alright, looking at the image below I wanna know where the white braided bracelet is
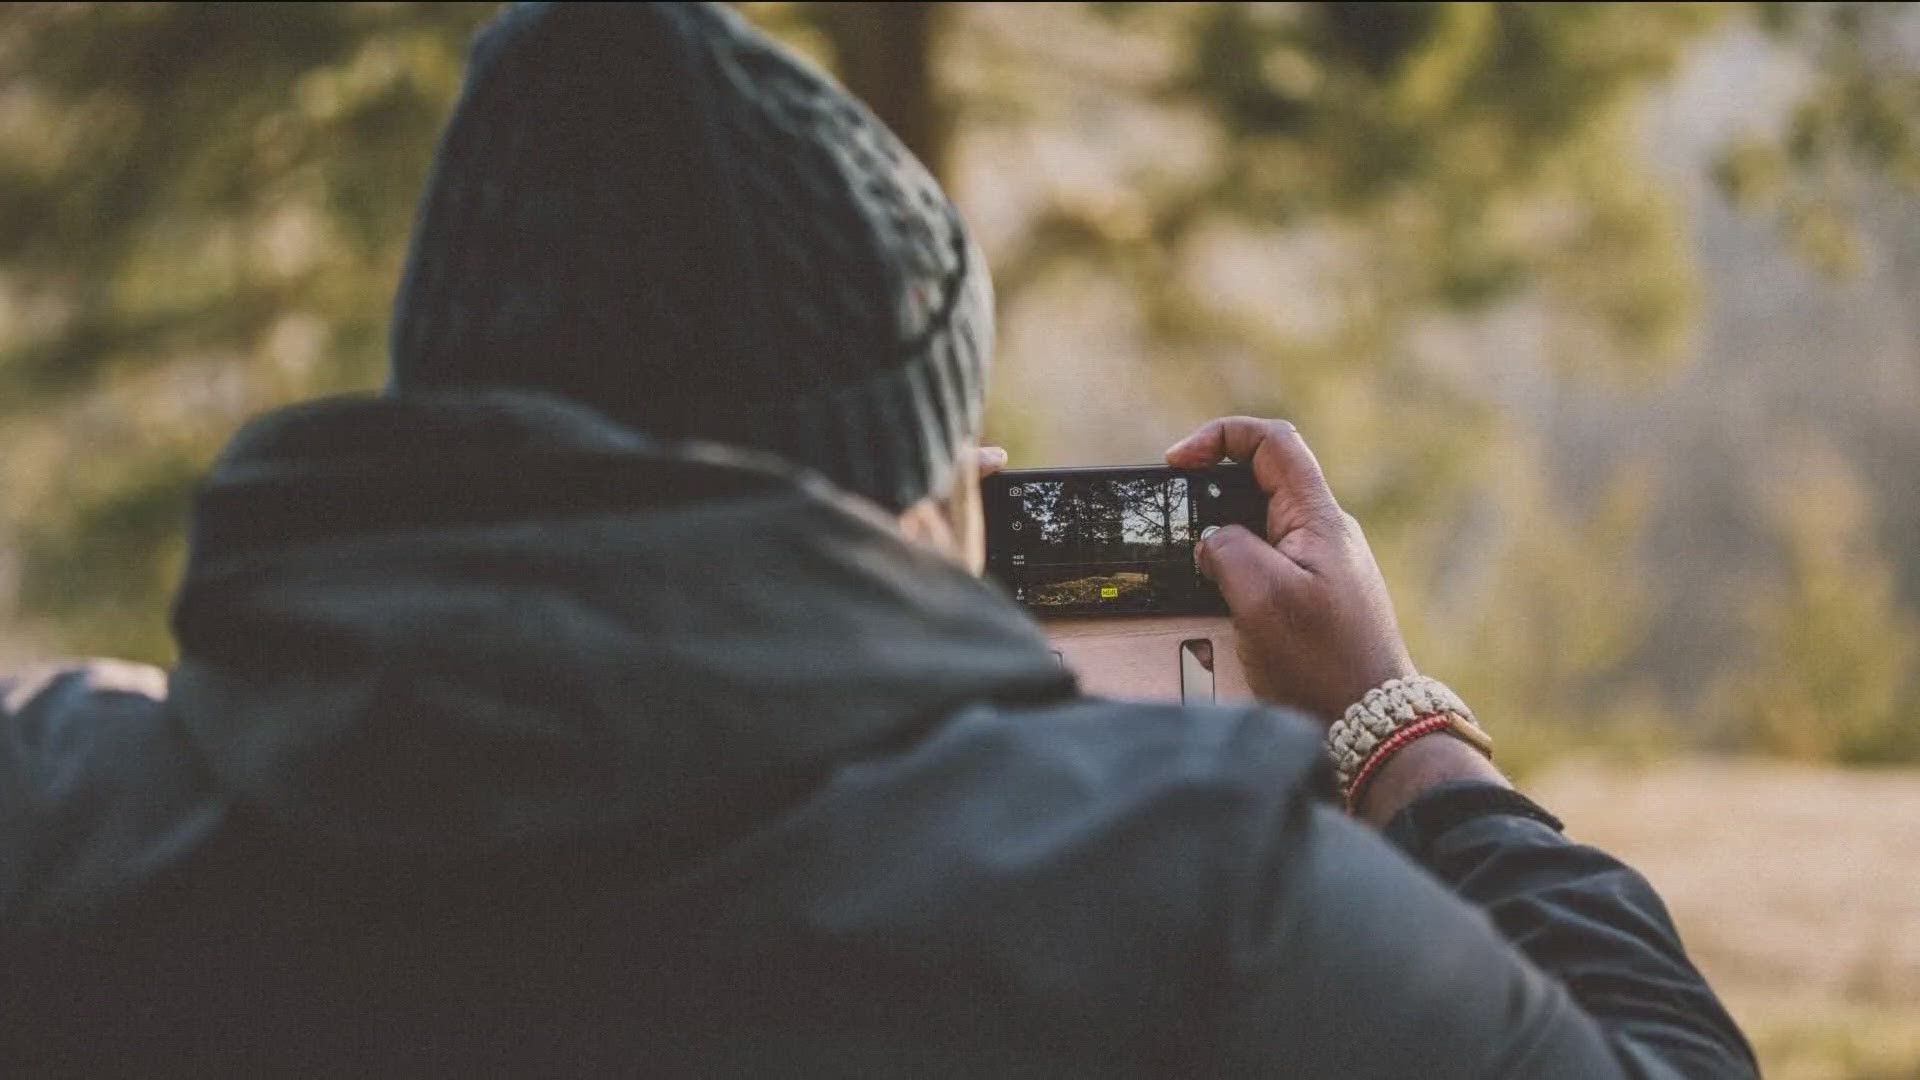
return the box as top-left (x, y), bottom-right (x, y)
top-left (1326, 676), bottom-right (1487, 794)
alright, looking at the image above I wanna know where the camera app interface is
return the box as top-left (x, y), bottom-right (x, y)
top-left (996, 476), bottom-right (1206, 614)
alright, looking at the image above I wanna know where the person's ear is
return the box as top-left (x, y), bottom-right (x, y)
top-left (896, 442), bottom-right (994, 574)
top-left (949, 443), bottom-right (988, 575)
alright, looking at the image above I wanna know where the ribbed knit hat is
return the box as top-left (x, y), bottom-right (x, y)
top-left (389, 2), bottom-right (991, 511)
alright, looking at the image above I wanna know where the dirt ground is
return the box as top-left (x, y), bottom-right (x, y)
top-left (1533, 756), bottom-right (1920, 1080)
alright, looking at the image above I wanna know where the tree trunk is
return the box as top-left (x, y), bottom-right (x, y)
top-left (807, 2), bottom-right (952, 185)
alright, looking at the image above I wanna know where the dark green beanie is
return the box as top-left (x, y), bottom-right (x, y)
top-left (389, 1), bottom-right (991, 510)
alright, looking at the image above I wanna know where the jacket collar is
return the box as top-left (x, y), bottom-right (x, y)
top-left (168, 391), bottom-right (1073, 857)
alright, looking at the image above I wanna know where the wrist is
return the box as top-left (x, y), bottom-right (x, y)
top-left (1326, 653), bottom-right (1418, 726)
top-left (1353, 734), bottom-right (1508, 829)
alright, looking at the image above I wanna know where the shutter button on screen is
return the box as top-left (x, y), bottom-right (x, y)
top-left (1196, 525), bottom-right (1221, 569)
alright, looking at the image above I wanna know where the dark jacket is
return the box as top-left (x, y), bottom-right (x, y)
top-left (1, 392), bottom-right (1755, 1076)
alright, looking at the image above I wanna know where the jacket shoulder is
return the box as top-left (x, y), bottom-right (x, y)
top-left (724, 697), bottom-right (1337, 997)
top-left (1, 660), bottom-right (221, 925)
top-left (941, 695), bottom-right (1337, 816)
top-left (863, 696), bottom-right (1337, 861)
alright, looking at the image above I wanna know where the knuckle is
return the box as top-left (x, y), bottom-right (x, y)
top-left (1301, 504), bottom-right (1352, 542)
top-left (1277, 529), bottom-right (1317, 564)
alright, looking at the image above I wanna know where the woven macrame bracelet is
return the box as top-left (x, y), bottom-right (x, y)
top-left (1327, 675), bottom-right (1489, 794)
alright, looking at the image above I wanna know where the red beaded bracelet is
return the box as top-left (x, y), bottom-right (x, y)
top-left (1343, 713), bottom-right (1455, 815)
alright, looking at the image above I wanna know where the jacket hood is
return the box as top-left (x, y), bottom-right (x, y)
top-left (168, 391), bottom-right (1074, 860)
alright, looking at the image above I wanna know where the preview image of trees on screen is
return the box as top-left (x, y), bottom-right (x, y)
top-left (1018, 478), bottom-right (1191, 608)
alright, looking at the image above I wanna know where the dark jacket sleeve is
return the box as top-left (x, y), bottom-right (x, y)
top-left (1216, 779), bottom-right (1757, 1079)
top-left (1383, 782), bottom-right (1758, 1077)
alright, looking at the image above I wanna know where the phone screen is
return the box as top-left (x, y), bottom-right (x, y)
top-left (985, 465), bottom-right (1261, 617)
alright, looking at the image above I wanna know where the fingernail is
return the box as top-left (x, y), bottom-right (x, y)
top-left (980, 446), bottom-right (1008, 467)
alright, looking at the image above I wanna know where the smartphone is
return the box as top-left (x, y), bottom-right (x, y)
top-left (983, 463), bottom-right (1266, 617)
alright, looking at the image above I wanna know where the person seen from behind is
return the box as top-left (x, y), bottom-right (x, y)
top-left (0, 4), bottom-right (1758, 1076)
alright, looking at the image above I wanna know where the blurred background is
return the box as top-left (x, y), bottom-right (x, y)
top-left (1, 3), bottom-right (1917, 1075)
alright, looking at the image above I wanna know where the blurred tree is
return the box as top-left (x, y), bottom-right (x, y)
top-left (2, 0), bottom-right (1917, 752)
top-left (1711, 442), bottom-right (1920, 765)
top-left (1717, 1), bottom-right (1920, 273)
top-left (1403, 451), bottom-right (1656, 777)
top-left (0, 2), bottom-right (497, 660)
top-left (804, 3), bottom-right (953, 182)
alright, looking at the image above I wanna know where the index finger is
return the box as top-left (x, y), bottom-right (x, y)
top-left (1164, 416), bottom-right (1340, 528)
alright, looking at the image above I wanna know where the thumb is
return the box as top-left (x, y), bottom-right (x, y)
top-left (1197, 523), bottom-right (1308, 613)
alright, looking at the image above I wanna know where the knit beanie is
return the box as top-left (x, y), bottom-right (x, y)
top-left (389, 2), bottom-right (991, 511)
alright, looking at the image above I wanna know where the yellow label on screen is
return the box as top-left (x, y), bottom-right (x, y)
top-left (1100, 585), bottom-right (1120, 599)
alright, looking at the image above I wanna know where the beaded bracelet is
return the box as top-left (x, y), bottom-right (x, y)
top-left (1343, 713), bottom-right (1455, 815)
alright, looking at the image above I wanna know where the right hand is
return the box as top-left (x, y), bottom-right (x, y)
top-left (1166, 417), bottom-right (1416, 726)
